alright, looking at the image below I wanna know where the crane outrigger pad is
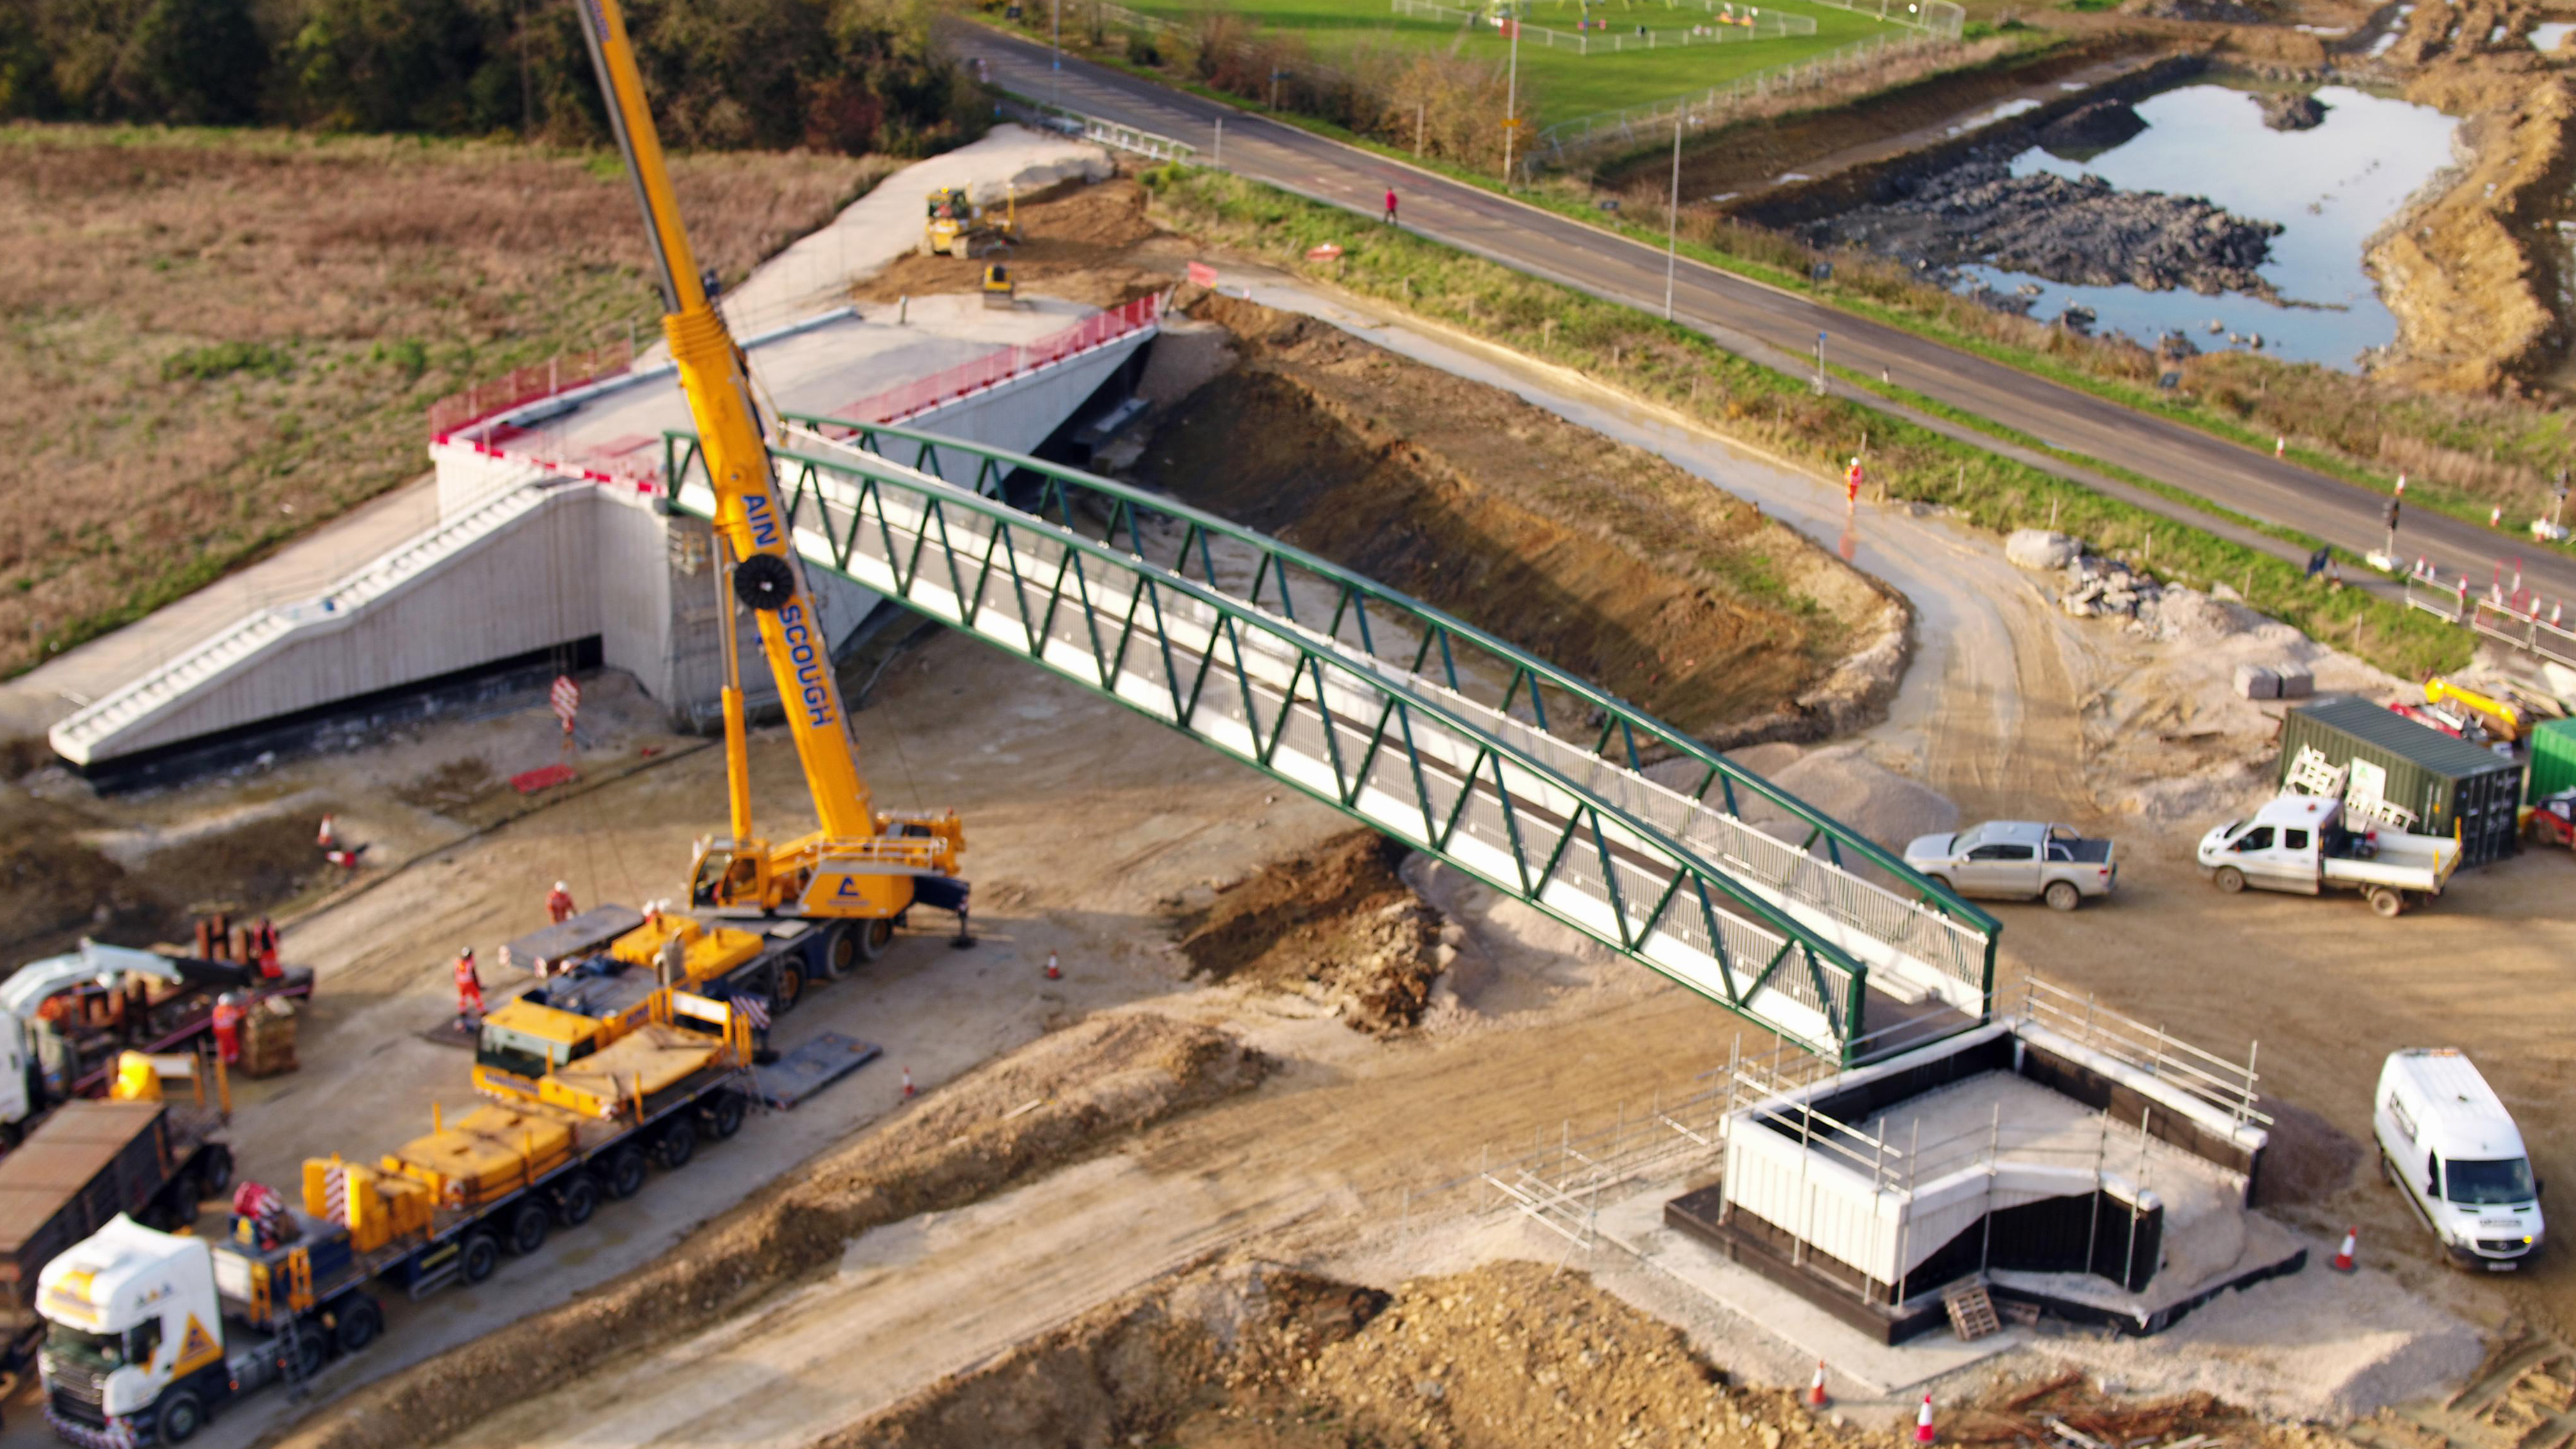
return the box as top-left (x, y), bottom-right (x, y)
top-left (755, 1032), bottom-right (883, 1108)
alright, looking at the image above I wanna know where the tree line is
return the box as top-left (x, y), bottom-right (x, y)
top-left (0, 0), bottom-right (983, 154)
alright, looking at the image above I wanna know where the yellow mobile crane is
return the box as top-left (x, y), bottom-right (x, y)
top-left (575, 0), bottom-right (967, 962)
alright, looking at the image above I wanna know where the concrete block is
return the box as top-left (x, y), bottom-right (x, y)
top-left (2006, 529), bottom-right (2080, 571)
top-left (2234, 663), bottom-right (2281, 699)
top-left (2273, 664), bottom-right (2314, 698)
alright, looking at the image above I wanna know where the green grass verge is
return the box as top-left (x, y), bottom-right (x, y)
top-left (1110, 0), bottom-right (1888, 122)
top-left (1145, 164), bottom-right (2473, 678)
top-left (981, 18), bottom-right (2570, 563)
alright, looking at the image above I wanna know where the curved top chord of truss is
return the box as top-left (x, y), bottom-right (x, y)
top-left (660, 418), bottom-right (1998, 1065)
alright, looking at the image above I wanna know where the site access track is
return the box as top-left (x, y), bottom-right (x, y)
top-left (664, 421), bottom-right (1998, 1065)
top-left (947, 22), bottom-right (2576, 607)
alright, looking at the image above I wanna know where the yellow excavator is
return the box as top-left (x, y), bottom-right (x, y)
top-left (575, 0), bottom-right (968, 963)
top-left (921, 183), bottom-right (1018, 258)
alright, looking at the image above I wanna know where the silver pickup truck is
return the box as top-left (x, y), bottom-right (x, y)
top-left (1903, 821), bottom-right (2118, 911)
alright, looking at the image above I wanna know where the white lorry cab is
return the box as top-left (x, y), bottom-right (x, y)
top-left (2373, 1050), bottom-right (2543, 1270)
top-left (36, 1215), bottom-right (245, 1445)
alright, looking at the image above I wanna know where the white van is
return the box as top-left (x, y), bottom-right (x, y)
top-left (2372, 1049), bottom-right (2544, 1269)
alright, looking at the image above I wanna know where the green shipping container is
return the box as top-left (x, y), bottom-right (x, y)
top-left (2276, 696), bottom-right (2523, 867)
top-left (2531, 717), bottom-right (2576, 804)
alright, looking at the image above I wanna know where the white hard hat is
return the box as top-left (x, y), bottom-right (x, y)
top-left (554, 881), bottom-right (568, 893)
top-left (1849, 456), bottom-right (1861, 466)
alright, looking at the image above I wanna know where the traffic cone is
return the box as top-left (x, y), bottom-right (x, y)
top-left (902, 1066), bottom-right (916, 1100)
top-left (1046, 951), bottom-right (1061, 981)
top-left (2331, 1226), bottom-right (2358, 1273)
top-left (1807, 1360), bottom-right (1830, 1409)
top-left (1915, 1393), bottom-right (1936, 1445)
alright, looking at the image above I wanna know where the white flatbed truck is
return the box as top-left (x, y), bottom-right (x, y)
top-left (2195, 794), bottom-right (2460, 917)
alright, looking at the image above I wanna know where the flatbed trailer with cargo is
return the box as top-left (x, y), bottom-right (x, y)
top-left (37, 991), bottom-right (757, 1446)
top-left (0, 1090), bottom-right (232, 1374)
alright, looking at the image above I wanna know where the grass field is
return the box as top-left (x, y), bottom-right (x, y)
top-left (0, 126), bottom-right (891, 680)
top-left (1109, 0), bottom-right (1896, 120)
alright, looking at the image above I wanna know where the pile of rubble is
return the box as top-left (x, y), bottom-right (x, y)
top-left (2008, 529), bottom-right (2169, 622)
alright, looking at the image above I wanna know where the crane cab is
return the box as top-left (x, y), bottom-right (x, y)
top-left (689, 837), bottom-right (789, 911)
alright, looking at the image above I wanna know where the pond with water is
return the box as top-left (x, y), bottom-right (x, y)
top-left (1950, 81), bottom-right (2456, 369)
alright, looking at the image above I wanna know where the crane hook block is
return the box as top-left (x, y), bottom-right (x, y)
top-left (733, 552), bottom-right (798, 612)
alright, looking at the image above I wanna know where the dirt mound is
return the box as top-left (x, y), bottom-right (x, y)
top-left (274, 1012), bottom-right (1267, 1449)
top-left (2370, 67), bottom-right (2576, 393)
top-left (1172, 829), bottom-right (1446, 1032)
top-left (1138, 295), bottom-right (1901, 745)
top-left (848, 175), bottom-right (1170, 312)
top-left (0, 781), bottom-right (340, 964)
top-left (853, 1259), bottom-right (1812, 1449)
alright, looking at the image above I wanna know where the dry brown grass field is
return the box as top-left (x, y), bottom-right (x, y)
top-left (0, 125), bottom-right (894, 678)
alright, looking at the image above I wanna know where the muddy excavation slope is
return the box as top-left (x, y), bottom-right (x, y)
top-left (1137, 294), bottom-right (1905, 746)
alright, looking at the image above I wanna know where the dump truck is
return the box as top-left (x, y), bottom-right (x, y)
top-left (0, 1058), bottom-right (234, 1374)
top-left (2195, 793), bottom-right (2461, 916)
top-left (36, 990), bottom-right (757, 1446)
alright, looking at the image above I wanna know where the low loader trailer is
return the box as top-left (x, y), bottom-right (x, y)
top-left (36, 991), bottom-right (758, 1446)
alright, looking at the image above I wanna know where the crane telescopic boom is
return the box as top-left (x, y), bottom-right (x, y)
top-left (573, 0), bottom-right (962, 932)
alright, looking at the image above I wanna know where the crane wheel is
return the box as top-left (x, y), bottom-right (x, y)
top-left (505, 1200), bottom-right (550, 1256)
top-left (703, 1089), bottom-right (747, 1140)
top-left (601, 1145), bottom-right (648, 1200)
top-left (459, 1232), bottom-right (501, 1284)
top-left (553, 1173), bottom-right (600, 1227)
top-left (855, 916), bottom-right (894, 963)
top-left (772, 963), bottom-right (804, 1015)
top-left (657, 1115), bottom-right (698, 1170)
top-left (733, 553), bottom-right (797, 612)
top-left (331, 1295), bottom-right (384, 1355)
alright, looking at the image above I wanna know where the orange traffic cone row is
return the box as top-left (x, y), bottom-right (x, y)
top-left (1915, 1394), bottom-right (1936, 1445)
top-left (1808, 1360), bottom-right (1830, 1409)
top-left (2331, 1226), bottom-right (2358, 1273)
top-left (902, 1066), bottom-right (916, 1100)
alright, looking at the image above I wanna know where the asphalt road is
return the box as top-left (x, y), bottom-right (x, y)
top-left (953, 23), bottom-right (2576, 609)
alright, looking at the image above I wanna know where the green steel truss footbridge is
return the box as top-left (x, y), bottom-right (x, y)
top-left (662, 419), bottom-right (2000, 1066)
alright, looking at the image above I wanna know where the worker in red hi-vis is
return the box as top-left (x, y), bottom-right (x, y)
top-left (1383, 186), bottom-right (1399, 225)
top-left (546, 881), bottom-right (577, 924)
top-left (1845, 456), bottom-right (1864, 505)
top-left (453, 948), bottom-right (485, 1028)
top-left (210, 991), bottom-right (248, 1065)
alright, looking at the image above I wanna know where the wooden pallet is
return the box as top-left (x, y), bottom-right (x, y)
top-left (1945, 1282), bottom-right (2003, 1341)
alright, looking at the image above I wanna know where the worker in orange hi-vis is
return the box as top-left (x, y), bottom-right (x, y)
top-left (546, 881), bottom-right (577, 925)
top-left (453, 948), bottom-right (485, 1028)
top-left (210, 992), bottom-right (248, 1065)
top-left (1845, 456), bottom-right (1864, 505)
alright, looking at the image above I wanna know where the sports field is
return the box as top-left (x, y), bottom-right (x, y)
top-left (1112, 0), bottom-right (1896, 122)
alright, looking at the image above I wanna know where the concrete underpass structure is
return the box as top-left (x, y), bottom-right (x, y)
top-left (48, 293), bottom-right (1159, 782)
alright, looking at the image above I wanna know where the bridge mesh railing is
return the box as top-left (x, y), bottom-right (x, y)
top-left (759, 416), bottom-right (1999, 1015)
top-left (668, 426), bottom-right (1897, 1058)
